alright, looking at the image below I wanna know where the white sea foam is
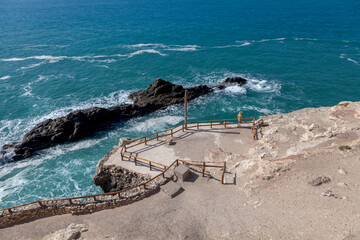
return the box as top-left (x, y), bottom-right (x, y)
top-left (1, 55), bottom-right (66, 62)
top-left (347, 58), bottom-right (359, 65)
top-left (294, 37), bottom-right (319, 41)
top-left (246, 77), bottom-right (281, 93)
top-left (0, 87), bottom-right (132, 150)
top-left (0, 75), bottom-right (11, 80)
top-left (215, 38), bottom-right (284, 49)
top-left (127, 49), bottom-right (167, 58)
top-left (213, 42), bottom-right (251, 49)
top-left (24, 44), bottom-right (69, 49)
top-left (223, 85), bottom-right (247, 94)
top-left (19, 61), bottom-right (46, 70)
top-left (340, 54), bottom-right (360, 65)
top-left (124, 43), bottom-right (200, 52)
top-left (125, 43), bottom-right (167, 48)
top-left (0, 136), bottom-right (105, 206)
top-left (21, 75), bottom-right (49, 97)
top-left (255, 37), bottom-right (285, 42)
top-left (241, 105), bottom-right (273, 115)
top-left (95, 65), bottom-right (110, 69)
top-left (235, 38), bottom-right (285, 45)
top-left (165, 45), bottom-right (200, 52)
top-left (124, 116), bottom-right (183, 133)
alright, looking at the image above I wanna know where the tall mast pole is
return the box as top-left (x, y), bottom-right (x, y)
top-left (184, 90), bottom-right (188, 130)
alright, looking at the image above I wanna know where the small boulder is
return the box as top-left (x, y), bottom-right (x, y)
top-left (262, 174), bottom-right (274, 181)
top-left (166, 138), bottom-right (174, 145)
top-left (321, 190), bottom-right (335, 197)
top-left (338, 167), bottom-right (348, 175)
top-left (308, 176), bottom-right (331, 186)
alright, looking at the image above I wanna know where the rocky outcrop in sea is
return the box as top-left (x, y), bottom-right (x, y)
top-left (0, 77), bottom-right (247, 163)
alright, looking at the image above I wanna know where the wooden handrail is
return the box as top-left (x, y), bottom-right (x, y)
top-left (122, 152), bottom-right (167, 168)
top-left (0, 158), bottom-right (229, 214)
top-left (0, 158), bottom-right (180, 214)
top-left (124, 116), bottom-right (255, 149)
top-left (1, 116), bottom-right (258, 214)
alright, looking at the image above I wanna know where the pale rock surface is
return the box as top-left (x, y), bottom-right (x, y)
top-left (43, 223), bottom-right (88, 240)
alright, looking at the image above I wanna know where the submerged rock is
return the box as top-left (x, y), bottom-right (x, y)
top-left (0, 77), bottom-right (247, 162)
top-left (215, 76), bottom-right (247, 89)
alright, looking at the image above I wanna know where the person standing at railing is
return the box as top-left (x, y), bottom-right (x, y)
top-left (237, 111), bottom-right (243, 127)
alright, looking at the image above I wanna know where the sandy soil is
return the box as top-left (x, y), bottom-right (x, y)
top-left (1, 101), bottom-right (360, 239)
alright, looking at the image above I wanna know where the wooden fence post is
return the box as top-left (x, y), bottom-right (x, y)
top-left (156, 132), bottom-right (159, 141)
top-left (69, 199), bottom-right (73, 205)
top-left (210, 121), bottom-right (212, 128)
top-left (224, 120), bottom-right (227, 128)
top-left (144, 137), bottom-right (147, 145)
top-left (221, 162), bottom-right (226, 184)
top-left (134, 156), bottom-right (137, 166)
top-left (171, 129), bottom-right (173, 138)
top-left (149, 162), bottom-right (152, 171)
top-left (197, 122), bottom-right (199, 129)
top-left (202, 162), bottom-right (205, 177)
top-left (38, 201), bottom-right (43, 207)
top-left (182, 124), bottom-right (184, 132)
top-left (143, 183), bottom-right (146, 190)
top-left (93, 196), bottom-right (97, 201)
top-left (184, 90), bottom-right (188, 130)
top-left (118, 192), bottom-right (121, 198)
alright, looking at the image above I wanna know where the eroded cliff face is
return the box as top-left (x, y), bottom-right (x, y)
top-left (92, 147), bottom-right (151, 193)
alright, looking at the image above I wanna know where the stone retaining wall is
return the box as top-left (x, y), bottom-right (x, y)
top-left (0, 175), bottom-right (168, 228)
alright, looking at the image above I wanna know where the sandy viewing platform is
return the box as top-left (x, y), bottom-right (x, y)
top-left (105, 123), bottom-right (254, 177)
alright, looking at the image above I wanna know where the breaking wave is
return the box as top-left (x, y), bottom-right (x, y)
top-left (124, 43), bottom-right (201, 52)
top-left (127, 49), bottom-right (167, 58)
top-left (124, 115), bottom-right (184, 134)
top-left (0, 87), bottom-right (133, 148)
top-left (340, 54), bottom-right (360, 65)
top-left (0, 75), bottom-right (11, 80)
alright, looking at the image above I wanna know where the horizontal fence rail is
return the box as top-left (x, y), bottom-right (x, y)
top-left (0, 158), bottom-right (226, 215)
top-left (1, 116), bottom-right (259, 216)
top-left (124, 117), bottom-right (257, 150)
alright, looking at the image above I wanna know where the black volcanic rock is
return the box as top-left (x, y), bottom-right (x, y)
top-left (215, 76), bottom-right (248, 89)
top-left (129, 78), bottom-right (212, 106)
top-left (0, 78), bottom-right (215, 163)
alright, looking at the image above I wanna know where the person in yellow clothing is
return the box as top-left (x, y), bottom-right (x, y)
top-left (237, 111), bottom-right (243, 127)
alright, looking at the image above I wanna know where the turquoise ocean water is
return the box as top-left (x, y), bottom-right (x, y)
top-left (0, 0), bottom-right (359, 208)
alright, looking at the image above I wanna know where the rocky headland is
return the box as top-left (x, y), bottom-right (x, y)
top-left (1, 101), bottom-right (360, 239)
top-left (0, 77), bottom-right (247, 163)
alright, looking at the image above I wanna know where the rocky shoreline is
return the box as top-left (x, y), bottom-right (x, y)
top-left (0, 77), bottom-right (247, 163)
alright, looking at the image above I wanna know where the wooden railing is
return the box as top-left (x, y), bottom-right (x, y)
top-left (0, 158), bottom-right (178, 215)
top-left (121, 151), bottom-right (167, 171)
top-left (1, 116), bottom-right (259, 216)
top-left (0, 158), bottom-right (226, 215)
top-left (123, 117), bottom-right (256, 150)
top-left (177, 159), bottom-right (227, 184)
